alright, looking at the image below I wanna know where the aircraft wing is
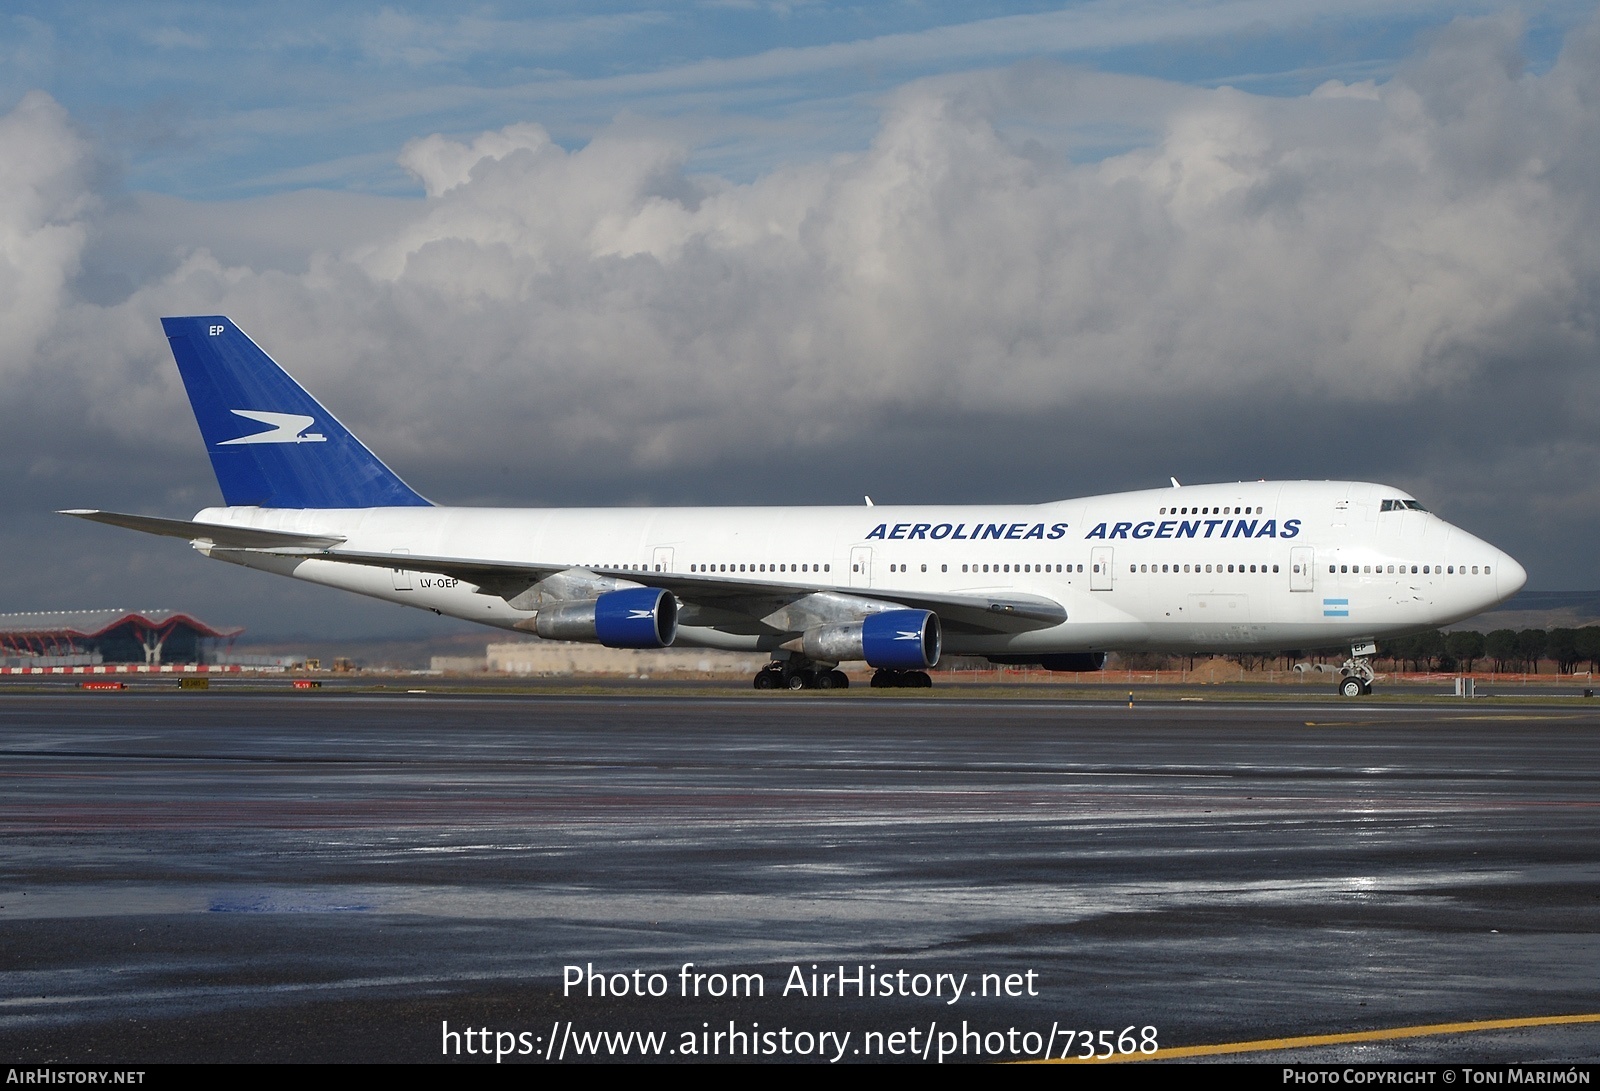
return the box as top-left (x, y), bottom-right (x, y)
top-left (59, 516), bottom-right (1064, 634)
top-left (59, 509), bottom-right (346, 552)
top-left (648, 572), bottom-right (1066, 631)
top-left (305, 548), bottom-right (1067, 634)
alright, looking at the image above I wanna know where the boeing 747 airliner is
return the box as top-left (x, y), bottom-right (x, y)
top-left (63, 317), bottom-right (1526, 694)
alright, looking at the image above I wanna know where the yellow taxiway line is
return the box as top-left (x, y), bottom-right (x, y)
top-left (1032, 1012), bottom-right (1600, 1062)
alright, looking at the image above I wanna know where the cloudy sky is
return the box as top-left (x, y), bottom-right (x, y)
top-left (3, 1), bottom-right (1598, 640)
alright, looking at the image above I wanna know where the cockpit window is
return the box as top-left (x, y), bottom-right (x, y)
top-left (1381, 499), bottom-right (1430, 512)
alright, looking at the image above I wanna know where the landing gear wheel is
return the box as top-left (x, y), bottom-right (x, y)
top-left (815, 669), bottom-right (849, 690)
top-left (870, 669), bottom-right (931, 688)
top-left (753, 670), bottom-right (778, 690)
top-left (786, 672), bottom-right (810, 691)
top-left (1337, 642), bottom-right (1378, 698)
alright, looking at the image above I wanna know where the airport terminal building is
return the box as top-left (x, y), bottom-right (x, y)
top-left (0, 609), bottom-right (244, 669)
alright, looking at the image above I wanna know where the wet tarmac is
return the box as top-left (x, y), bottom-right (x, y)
top-left (2, 691), bottom-right (1599, 1063)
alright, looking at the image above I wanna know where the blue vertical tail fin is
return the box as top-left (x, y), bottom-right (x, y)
top-left (162, 316), bottom-right (431, 509)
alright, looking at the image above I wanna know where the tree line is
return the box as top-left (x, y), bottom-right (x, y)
top-left (1110, 627), bottom-right (1600, 674)
top-left (1332, 628), bottom-right (1600, 674)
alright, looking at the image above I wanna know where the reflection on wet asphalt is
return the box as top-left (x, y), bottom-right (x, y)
top-left (1, 693), bottom-right (1598, 1062)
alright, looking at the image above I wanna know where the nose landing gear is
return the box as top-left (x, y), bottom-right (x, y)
top-left (1337, 641), bottom-right (1378, 697)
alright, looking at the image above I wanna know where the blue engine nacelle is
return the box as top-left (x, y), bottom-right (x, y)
top-left (862, 610), bottom-right (941, 669)
top-left (802, 609), bottom-right (941, 669)
top-left (595, 587), bottom-right (677, 648)
top-left (534, 586), bottom-right (678, 648)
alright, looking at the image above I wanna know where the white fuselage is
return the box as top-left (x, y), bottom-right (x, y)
top-left (193, 480), bottom-right (1525, 657)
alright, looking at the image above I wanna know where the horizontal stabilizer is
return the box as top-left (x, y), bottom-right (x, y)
top-left (58, 510), bottom-right (345, 552)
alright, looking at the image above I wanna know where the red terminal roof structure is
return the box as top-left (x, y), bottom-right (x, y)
top-left (0, 610), bottom-right (243, 662)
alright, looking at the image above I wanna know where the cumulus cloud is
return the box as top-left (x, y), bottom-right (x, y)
top-left (0, 92), bottom-right (97, 376)
top-left (232, 17), bottom-right (1600, 457)
top-left (5, 12), bottom-right (1600, 630)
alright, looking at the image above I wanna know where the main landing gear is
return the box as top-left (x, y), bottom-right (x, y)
top-left (1336, 641), bottom-right (1378, 697)
top-left (870, 669), bottom-right (932, 689)
top-left (749, 651), bottom-right (935, 691)
top-left (752, 661), bottom-right (849, 690)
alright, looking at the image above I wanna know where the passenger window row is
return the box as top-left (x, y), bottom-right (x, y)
top-left (1159, 505), bottom-right (1265, 516)
top-left (665, 559), bottom-right (1493, 578)
top-left (1331, 564), bottom-right (1491, 575)
top-left (682, 562), bottom-right (1094, 578)
top-left (1131, 563), bottom-right (1279, 574)
top-left (690, 563), bottom-right (830, 574)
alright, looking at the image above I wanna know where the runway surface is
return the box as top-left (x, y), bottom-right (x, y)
top-left (2, 691), bottom-right (1599, 1063)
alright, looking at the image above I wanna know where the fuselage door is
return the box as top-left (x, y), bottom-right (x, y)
top-left (1090, 546), bottom-right (1114, 591)
top-left (850, 546), bottom-right (873, 588)
top-left (652, 546), bottom-right (674, 574)
top-left (390, 548), bottom-right (412, 591)
top-left (1290, 546), bottom-right (1314, 592)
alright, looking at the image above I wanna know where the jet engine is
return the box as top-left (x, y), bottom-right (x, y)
top-left (534, 587), bottom-right (678, 648)
top-left (801, 609), bottom-right (941, 669)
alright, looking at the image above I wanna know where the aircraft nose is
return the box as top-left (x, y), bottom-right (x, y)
top-left (1497, 552), bottom-right (1528, 601)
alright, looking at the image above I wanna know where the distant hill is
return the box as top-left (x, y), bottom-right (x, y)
top-left (1454, 590), bottom-right (1600, 631)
